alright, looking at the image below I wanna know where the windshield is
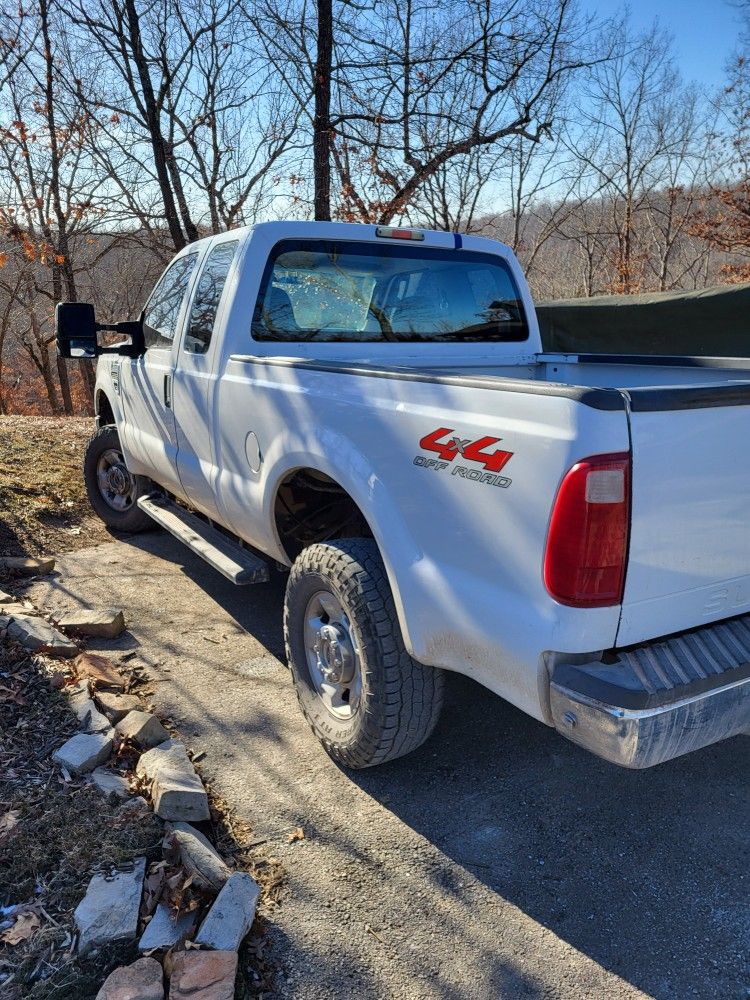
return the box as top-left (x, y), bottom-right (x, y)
top-left (252, 239), bottom-right (529, 343)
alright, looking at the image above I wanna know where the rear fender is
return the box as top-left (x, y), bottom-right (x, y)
top-left (261, 428), bottom-right (423, 654)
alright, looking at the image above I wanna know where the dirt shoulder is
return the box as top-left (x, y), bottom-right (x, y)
top-left (0, 416), bottom-right (111, 559)
top-left (0, 417), bottom-right (281, 997)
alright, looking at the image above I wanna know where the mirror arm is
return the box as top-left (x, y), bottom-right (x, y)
top-left (95, 320), bottom-right (145, 358)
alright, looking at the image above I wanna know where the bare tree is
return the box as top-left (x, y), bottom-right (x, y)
top-left (567, 19), bottom-right (702, 293)
top-left (255, 0), bottom-right (603, 224)
top-left (0, 0), bottom-right (103, 412)
top-left (415, 146), bottom-right (507, 233)
top-left (642, 90), bottom-right (712, 291)
top-left (0, 4), bottom-right (38, 87)
top-left (690, 49), bottom-right (750, 281)
top-left (313, 0), bottom-right (333, 220)
top-left (482, 130), bottom-right (594, 292)
top-left (70, 0), bottom-right (299, 251)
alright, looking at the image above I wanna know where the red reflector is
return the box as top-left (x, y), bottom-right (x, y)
top-left (544, 453), bottom-right (630, 608)
top-left (375, 226), bottom-right (424, 241)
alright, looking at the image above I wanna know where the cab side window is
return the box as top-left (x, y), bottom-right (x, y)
top-left (184, 241), bottom-right (238, 354)
top-left (143, 253), bottom-right (199, 350)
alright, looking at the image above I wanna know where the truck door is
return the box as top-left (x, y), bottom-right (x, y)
top-left (172, 237), bottom-right (239, 520)
top-left (118, 251), bottom-right (200, 497)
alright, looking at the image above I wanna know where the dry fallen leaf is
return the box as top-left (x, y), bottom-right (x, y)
top-left (74, 652), bottom-right (125, 691)
top-left (142, 866), bottom-right (167, 917)
top-left (287, 826), bottom-right (305, 843)
top-left (0, 809), bottom-right (20, 842)
top-left (0, 909), bottom-right (41, 946)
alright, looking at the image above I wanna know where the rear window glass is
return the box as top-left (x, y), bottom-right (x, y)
top-left (252, 240), bottom-right (528, 343)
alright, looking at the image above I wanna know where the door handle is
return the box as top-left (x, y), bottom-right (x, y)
top-left (164, 373), bottom-right (172, 408)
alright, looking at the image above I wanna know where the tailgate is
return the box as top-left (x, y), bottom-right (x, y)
top-left (617, 386), bottom-right (750, 646)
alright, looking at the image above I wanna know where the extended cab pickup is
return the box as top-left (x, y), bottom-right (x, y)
top-left (56, 221), bottom-right (750, 769)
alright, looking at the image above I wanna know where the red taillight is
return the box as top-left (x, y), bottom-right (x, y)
top-left (544, 453), bottom-right (631, 608)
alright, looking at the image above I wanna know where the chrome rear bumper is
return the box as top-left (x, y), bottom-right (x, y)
top-left (551, 614), bottom-right (750, 768)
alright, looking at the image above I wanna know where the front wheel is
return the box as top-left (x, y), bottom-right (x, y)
top-left (83, 426), bottom-right (156, 533)
top-left (284, 539), bottom-right (444, 768)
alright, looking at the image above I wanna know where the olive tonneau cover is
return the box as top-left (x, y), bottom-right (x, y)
top-left (535, 282), bottom-right (750, 357)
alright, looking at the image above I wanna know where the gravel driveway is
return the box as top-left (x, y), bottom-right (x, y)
top-left (26, 532), bottom-right (749, 1000)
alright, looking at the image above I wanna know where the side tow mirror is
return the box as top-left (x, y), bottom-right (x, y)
top-left (56, 302), bottom-right (99, 359)
top-left (55, 302), bottom-right (145, 359)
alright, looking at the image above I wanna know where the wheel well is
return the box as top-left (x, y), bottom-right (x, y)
top-left (96, 391), bottom-right (115, 427)
top-left (274, 469), bottom-right (372, 562)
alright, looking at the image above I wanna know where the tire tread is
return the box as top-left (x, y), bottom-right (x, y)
top-left (284, 539), bottom-right (444, 769)
top-left (83, 426), bottom-right (155, 533)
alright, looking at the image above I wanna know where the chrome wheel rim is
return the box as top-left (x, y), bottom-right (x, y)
top-left (303, 589), bottom-right (362, 719)
top-left (96, 448), bottom-right (136, 512)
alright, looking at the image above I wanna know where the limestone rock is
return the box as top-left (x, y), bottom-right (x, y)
top-left (91, 768), bottom-right (132, 799)
top-left (53, 731), bottom-right (113, 775)
top-left (95, 957), bottom-right (164, 1000)
top-left (0, 556), bottom-right (55, 576)
top-left (116, 711), bottom-right (170, 751)
top-left (138, 902), bottom-right (196, 952)
top-left (95, 691), bottom-right (141, 723)
top-left (194, 872), bottom-right (260, 951)
top-left (168, 951), bottom-right (237, 1000)
top-left (57, 608), bottom-right (126, 639)
top-left (117, 796), bottom-right (152, 821)
top-left (74, 858), bottom-right (146, 954)
top-left (7, 615), bottom-right (78, 657)
top-left (136, 742), bottom-right (209, 822)
top-left (69, 692), bottom-right (112, 734)
top-left (164, 823), bottom-right (232, 893)
top-left (0, 602), bottom-right (36, 617)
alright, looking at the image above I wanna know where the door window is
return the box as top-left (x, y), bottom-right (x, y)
top-left (143, 253), bottom-right (199, 349)
top-left (184, 241), bottom-right (238, 354)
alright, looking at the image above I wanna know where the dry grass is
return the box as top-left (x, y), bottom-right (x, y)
top-left (0, 416), bottom-right (111, 558)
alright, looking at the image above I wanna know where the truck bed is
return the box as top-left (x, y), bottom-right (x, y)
top-left (231, 349), bottom-right (750, 653)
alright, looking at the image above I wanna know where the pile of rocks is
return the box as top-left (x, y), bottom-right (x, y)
top-left (60, 664), bottom-right (260, 998)
top-left (0, 557), bottom-right (124, 657)
top-left (1, 556), bottom-right (261, 999)
top-left (67, 696), bottom-right (260, 1000)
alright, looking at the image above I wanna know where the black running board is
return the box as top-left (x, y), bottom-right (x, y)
top-left (137, 495), bottom-right (269, 585)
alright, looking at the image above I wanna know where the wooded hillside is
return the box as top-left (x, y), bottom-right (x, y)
top-left (1, 0), bottom-right (749, 415)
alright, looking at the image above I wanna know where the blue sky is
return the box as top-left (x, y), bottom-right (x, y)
top-left (590, 0), bottom-right (743, 90)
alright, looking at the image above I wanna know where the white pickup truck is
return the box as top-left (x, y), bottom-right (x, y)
top-left (56, 221), bottom-right (750, 770)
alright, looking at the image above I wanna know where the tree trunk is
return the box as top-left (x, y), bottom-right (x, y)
top-left (313, 0), bottom-right (333, 221)
top-left (123, 0), bottom-right (186, 250)
top-left (41, 0), bottom-right (92, 414)
top-left (55, 355), bottom-right (74, 415)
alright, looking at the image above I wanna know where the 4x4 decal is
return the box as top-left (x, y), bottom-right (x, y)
top-left (414, 427), bottom-right (513, 489)
top-left (418, 427), bottom-right (513, 473)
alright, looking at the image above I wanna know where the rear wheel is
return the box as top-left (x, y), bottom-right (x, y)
top-left (83, 426), bottom-right (155, 533)
top-left (284, 538), bottom-right (444, 768)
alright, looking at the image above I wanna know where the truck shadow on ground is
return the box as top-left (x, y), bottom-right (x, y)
top-left (351, 675), bottom-right (749, 999)
top-left (71, 531), bottom-right (749, 1000)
